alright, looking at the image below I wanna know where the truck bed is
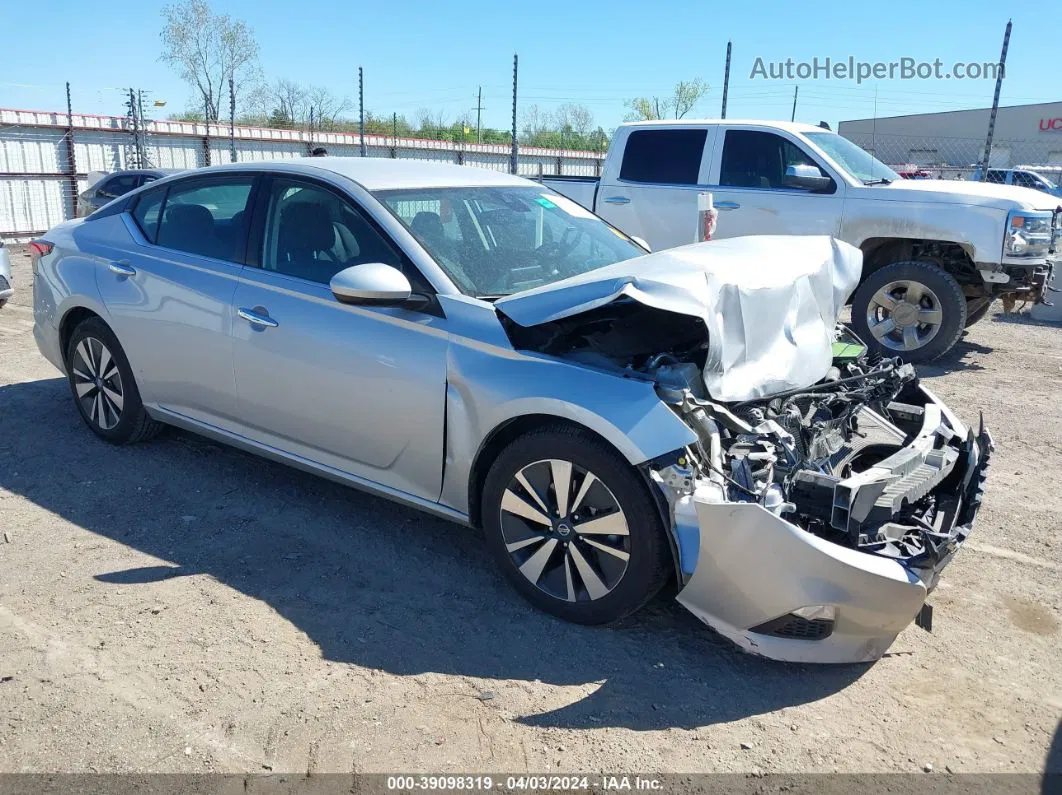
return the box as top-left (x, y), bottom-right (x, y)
top-left (539, 176), bottom-right (599, 212)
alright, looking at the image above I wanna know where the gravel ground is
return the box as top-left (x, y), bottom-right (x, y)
top-left (0, 243), bottom-right (1060, 776)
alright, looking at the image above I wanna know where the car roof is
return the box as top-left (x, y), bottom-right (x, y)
top-left (618, 119), bottom-right (829, 135)
top-left (181, 157), bottom-right (533, 191)
top-left (107, 168), bottom-right (183, 177)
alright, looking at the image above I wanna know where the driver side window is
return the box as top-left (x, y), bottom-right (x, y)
top-left (261, 179), bottom-right (407, 286)
top-left (720, 130), bottom-right (829, 191)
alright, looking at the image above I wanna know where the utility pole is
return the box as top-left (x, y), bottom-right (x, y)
top-left (476, 86), bottom-right (483, 144)
top-left (790, 85), bottom-right (799, 122)
top-left (358, 66), bottom-right (366, 157)
top-left (721, 40), bottom-right (732, 119)
top-left (981, 19), bottom-right (1012, 178)
top-left (65, 82), bottom-right (78, 218)
top-left (510, 54), bottom-right (518, 174)
top-left (228, 75), bottom-right (236, 163)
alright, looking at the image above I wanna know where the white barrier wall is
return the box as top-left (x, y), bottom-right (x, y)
top-left (0, 108), bottom-right (605, 238)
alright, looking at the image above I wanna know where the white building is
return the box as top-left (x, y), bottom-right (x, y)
top-left (838, 101), bottom-right (1062, 168)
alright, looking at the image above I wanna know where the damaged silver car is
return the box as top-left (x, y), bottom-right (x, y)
top-left (31, 160), bottom-right (991, 663)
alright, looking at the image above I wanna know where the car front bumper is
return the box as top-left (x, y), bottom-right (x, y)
top-left (670, 395), bottom-right (992, 664)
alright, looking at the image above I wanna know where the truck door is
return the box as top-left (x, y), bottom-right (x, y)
top-left (595, 126), bottom-right (717, 251)
top-left (707, 128), bottom-right (845, 241)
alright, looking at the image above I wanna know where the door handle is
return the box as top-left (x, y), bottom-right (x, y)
top-left (715, 201), bottom-right (741, 210)
top-left (602, 196), bottom-right (630, 205)
top-left (237, 307), bottom-right (279, 329)
top-left (109, 260), bottom-right (136, 277)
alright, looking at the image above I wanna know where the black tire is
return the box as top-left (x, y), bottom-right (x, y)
top-left (965, 297), bottom-right (995, 328)
top-left (481, 425), bottom-right (670, 625)
top-left (851, 260), bottom-right (967, 364)
top-left (65, 316), bottom-right (163, 444)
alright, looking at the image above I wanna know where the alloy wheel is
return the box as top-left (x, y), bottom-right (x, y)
top-left (71, 337), bottom-right (124, 430)
top-left (866, 279), bottom-right (944, 352)
top-left (499, 459), bottom-right (630, 603)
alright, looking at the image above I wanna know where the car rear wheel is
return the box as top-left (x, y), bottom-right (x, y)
top-left (481, 426), bottom-right (670, 625)
top-left (851, 260), bottom-right (966, 363)
top-left (66, 317), bottom-right (163, 444)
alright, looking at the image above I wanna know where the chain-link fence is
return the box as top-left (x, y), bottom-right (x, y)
top-left (840, 130), bottom-right (1062, 185)
top-left (0, 107), bottom-right (604, 240)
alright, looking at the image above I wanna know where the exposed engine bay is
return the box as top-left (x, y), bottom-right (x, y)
top-left (504, 303), bottom-right (986, 570)
top-left (649, 329), bottom-right (985, 570)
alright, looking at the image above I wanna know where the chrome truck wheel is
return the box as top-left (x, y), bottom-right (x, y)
top-left (851, 260), bottom-right (967, 364)
top-left (481, 426), bottom-right (670, 624)
top-left (865, 280), bottom-right (944, 353)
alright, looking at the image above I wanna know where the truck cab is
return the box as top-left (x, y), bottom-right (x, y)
top-left (544, 120), bottom-right (1060, 362)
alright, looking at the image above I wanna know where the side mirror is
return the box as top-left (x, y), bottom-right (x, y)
top-left (330, 263), bottom-right (413, 305)
top-left (783, 164), bottom-right (833, 192)
top-left (631, 236), bottom-right (651, 252)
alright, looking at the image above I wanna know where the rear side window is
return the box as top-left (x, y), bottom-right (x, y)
top-left (155, 177), bottom-right (255, 262)
top-left (619, 129), bottom-right (707, 185)
top-left (132, 187), bottom-right (166, 242)
top-left (985, 170), bottom-right (1006, 184)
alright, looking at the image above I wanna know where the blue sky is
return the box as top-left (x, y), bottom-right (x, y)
top-left (2, 0), bottom-right (1059, 132)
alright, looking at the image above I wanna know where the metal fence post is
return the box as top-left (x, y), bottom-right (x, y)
top-left (229, 75), bottom-right (237, 163)
top-left (202, 96), bottom-right (212, 167)
top-left (510, 54), bottom-right (518, 175)
top-left (65, 82), bottom-right (78, 219)
top-left (980, 20), bottom-right (1012, 177)
top-left (359, 67), bottom-right (366, 157)
top-left (391, 113), bottom-right (398, 158)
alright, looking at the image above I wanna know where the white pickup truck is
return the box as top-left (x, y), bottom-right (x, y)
top-left (543, 120), bottom-right (1060, 362)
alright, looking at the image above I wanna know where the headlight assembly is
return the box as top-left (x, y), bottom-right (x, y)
top-left (1005, 211), bottom-right (1053, 259)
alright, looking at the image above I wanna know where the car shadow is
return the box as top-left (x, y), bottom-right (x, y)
top-left (915, 334), bottom-right (991, 377)
top-left (0, 376), bottom-right (868, 731)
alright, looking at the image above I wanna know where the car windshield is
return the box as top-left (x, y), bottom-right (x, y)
top-left (374, 186), bottom-right (646, 298)
top-left (804, 132), bottom-right (901, 184)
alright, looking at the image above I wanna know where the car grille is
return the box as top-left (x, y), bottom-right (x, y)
top-left (750, 614), bottom-right (835, 641)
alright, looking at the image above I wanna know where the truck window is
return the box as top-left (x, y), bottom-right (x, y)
top-left (985, 170), bottom-right (1007, 184)
top-left (720, 130), bottom-right (824, 190)
top-left (618, 129), bottom-right (706, 185)
top-left (1013, 171), bottom-right (1047, 191)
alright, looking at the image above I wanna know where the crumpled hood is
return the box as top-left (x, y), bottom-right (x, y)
top-left (496, 235), bottom-right (863, 402)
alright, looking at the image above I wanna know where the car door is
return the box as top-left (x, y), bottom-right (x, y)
top-left (595, 126), bottom-right (717, 251)
top-left (230, 175), bottom-right (448, 501)
top-left (94, 174), bottom-right (257, 429)
top-left (708, 128), bottom-right (845, 240)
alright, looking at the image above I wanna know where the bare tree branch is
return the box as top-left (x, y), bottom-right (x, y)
top-left (160, 0), bottom-right (259, 121)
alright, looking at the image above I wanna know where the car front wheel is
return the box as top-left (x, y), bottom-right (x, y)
top-left (851, 260), bottom-right (967, 363)
top-left (481, 426), bottom-right (671, 625)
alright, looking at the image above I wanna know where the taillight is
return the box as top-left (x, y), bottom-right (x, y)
top-left (28, 240), bottom-right (54, 274)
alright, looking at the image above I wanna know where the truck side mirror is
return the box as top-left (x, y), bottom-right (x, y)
top-left (783, 164), bottom-right (834, 192)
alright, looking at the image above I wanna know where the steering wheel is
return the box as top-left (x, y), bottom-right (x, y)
top-left (532, 226), bottom-right (584, 272)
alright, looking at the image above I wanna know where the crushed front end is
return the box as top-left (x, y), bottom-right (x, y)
top-left (648, 332), bottom-right (992, 663)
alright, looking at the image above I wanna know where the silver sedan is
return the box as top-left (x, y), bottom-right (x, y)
top-left (30, 159), bottom-right (990, 663)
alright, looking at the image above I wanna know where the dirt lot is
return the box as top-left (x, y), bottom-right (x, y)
top-left (1, 243), bottom-right (1060, 776)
